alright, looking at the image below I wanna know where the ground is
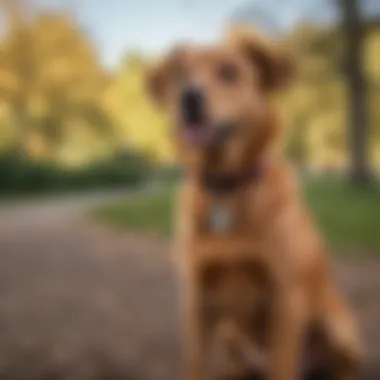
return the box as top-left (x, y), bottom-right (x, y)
top-left (0, 191), bottom-right (379, 379)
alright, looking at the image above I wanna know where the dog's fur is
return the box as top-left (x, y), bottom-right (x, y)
top-left (147, 27), bottom-right (361, 380)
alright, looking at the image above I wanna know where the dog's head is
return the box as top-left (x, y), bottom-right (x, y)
top-left (147, 27), bottom-right (294, 168)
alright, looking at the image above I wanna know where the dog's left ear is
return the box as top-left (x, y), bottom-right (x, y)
top-left (227, 26), bottom-right (295, 92)
top-left (146, 60), bottom-right (167, 106)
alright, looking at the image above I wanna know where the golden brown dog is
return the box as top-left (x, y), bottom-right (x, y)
top-left (147, 27), bottom-right (361, 380)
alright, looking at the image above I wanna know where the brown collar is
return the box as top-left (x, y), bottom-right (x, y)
top-left (200, 163), bottom-right (263, 195)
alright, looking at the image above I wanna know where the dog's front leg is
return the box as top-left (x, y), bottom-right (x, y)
top-left (182, 278), bottom-right (209, 380)
top-left (323, 287), bottom-right (362, 380)
top-left (269, 286), bottom-right (307, 380)
top-left (176, 187), bottom-right (209, 380)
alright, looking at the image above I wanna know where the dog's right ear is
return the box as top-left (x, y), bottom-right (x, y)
top-left (146, 46), bottom-right (187, 106)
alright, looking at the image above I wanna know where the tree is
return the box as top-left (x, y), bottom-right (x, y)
top-left (339, 0), bottom-right (373, 186)
top-left (0, 2), bottom-right (114, 163)
top-left (105, 54), bottom-right (173, 162)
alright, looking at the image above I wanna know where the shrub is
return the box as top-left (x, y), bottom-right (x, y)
top-left (0, 149), bottom-right (152, 196)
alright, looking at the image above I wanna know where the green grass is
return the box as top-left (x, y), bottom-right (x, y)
top-left (92, 186), bottom-right (176, 236)
top-left (303, 178), bottom-right (380, 252)
top-left (93, 178), bottom-right (380, 252)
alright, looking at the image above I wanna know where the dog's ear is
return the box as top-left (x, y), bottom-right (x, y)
top-left (226, 26), bottom-right (295, 92)
top-left (146, 46), bottom-right (187, 105)
top-left (146, 60), bottom-right (167, 105)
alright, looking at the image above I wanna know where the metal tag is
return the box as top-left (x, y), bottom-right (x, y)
top-left (210, 203), bottom-right (231, 233)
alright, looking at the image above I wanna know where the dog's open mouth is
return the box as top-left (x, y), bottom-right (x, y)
top-left (183, 123), bottom-right (213, 146)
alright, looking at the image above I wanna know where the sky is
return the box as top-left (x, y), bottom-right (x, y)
top-left (21, 0), bottom-right (380, 68)
top-left (36, 0), bottom-right (250, 67)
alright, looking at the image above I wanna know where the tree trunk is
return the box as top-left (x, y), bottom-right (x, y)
top-left (339, 0), bottom-right (372, 186)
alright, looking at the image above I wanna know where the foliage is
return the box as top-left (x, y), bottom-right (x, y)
top-left (104, 55), bottom-right (173, 162)
top-left (0, 149), bottom-right (151, 195)
top-left (283, 22), bottom-right (380, 169)
top-left (93, 178), bottom-right (380, 252)
top-left (0, 6), bottom-right (114, 164)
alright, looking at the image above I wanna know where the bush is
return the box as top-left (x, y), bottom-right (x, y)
top-left (0, 149), bottom-right (152, 196)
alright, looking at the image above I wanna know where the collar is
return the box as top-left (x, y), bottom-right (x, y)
top-left (200, 163), bottom-right (263, 196)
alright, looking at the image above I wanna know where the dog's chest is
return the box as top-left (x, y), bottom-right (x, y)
top-left (201, 260), bottom-right (274, 344)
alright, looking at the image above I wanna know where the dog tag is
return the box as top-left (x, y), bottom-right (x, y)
top-left (210, 203), bottom-right (231, 233)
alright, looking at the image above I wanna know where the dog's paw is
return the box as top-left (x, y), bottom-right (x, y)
top-left (302, 364), bottom-right (334, 380)
top-left (238, 368), bottom-right (266, 380)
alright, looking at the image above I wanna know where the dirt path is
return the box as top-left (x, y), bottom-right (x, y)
top-left (0, 192), bottom-right (379, 379)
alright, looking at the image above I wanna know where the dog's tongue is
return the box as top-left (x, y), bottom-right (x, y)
top-left (184, 124), bottom-right (210, 145)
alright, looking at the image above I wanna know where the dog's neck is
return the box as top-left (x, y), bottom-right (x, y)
top-left (188, 147), bottom-right (266, 235)
top-left (193, 130), bottom-right (270, 196)
top-left (199, 152), bottom-right (264, 196)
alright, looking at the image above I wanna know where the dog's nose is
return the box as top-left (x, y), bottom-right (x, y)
top-left (180, 87), bottom-right (205, 124)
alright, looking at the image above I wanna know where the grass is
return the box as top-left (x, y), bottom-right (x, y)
top-left (92, 185), bottom-right (176, 236)
top-left (92, 178), bottom-right (380, 252)
top-left (303, 178), bottom-right (380, 252)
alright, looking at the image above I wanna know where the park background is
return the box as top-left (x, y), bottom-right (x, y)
top-left (0, 1), bottom-right (380, 379)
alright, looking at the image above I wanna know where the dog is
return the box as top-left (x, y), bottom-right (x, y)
top-left (146, 27), bottom-right (362, 380)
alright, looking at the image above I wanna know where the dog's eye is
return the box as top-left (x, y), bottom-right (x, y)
top-left (218, 63), bottom-right (239, 84)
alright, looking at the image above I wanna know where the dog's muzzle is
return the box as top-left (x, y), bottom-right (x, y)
top-left (180, 87), bottom-right (235, 147)
top-left (180, 86), bottom-right (205, 125)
